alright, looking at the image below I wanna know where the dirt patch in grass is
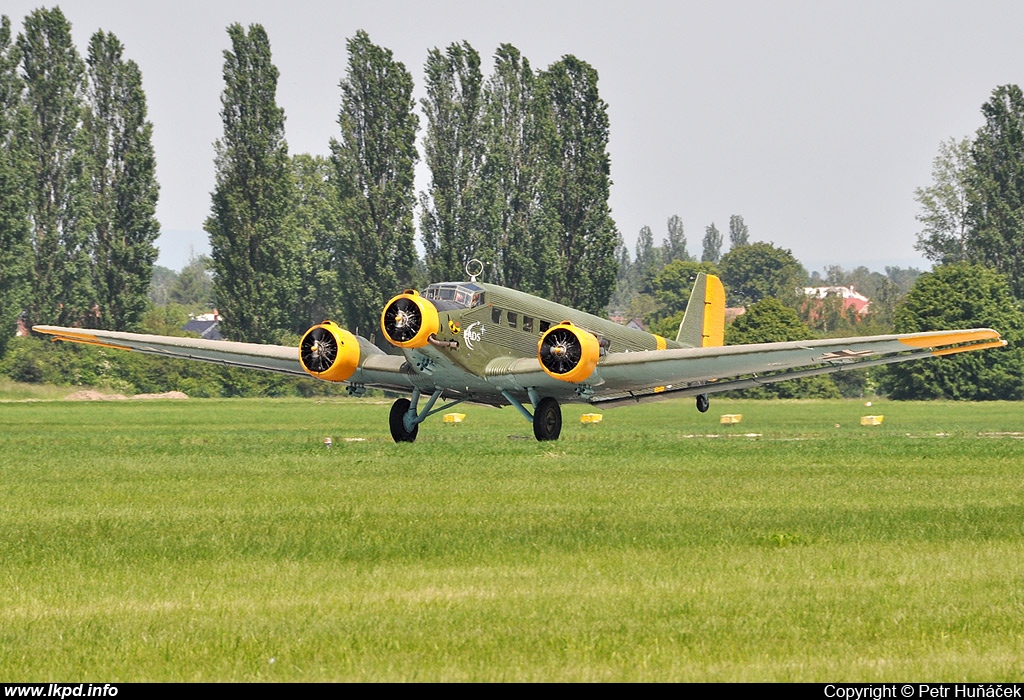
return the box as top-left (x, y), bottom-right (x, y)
top-left (64, 390), bottom-right (128, 401)
top-left (62, 390), bottom-right (189, 401)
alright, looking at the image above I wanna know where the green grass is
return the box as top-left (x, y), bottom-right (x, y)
top-left (1, 396), bottom-right (1023, 681)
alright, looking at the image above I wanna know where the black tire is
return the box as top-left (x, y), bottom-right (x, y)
top-left (696, 393), bottom-right (710, 413)
top-left (389, 398), bottom-right (419, 443)
top-left (533, 397), bottom-right (562, 441)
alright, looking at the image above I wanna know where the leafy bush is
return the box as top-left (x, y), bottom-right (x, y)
top-left (879, 263), bottom-right (1024, 400)
top-left (724, 298), bottom-right (841, 399)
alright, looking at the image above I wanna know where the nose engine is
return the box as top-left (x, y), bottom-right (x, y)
top-left (299, 321), bottom-right (360, 382)
top-left (538, 322), bottom-right (600, 383)
top-left (380, 290), bottom-right (440, 348)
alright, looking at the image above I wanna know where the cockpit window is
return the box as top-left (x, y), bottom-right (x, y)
top-left (421, 283), bottom-right (485, 310)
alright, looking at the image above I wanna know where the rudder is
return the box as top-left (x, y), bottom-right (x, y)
top-left (675, 273), bottom-right (726, 347)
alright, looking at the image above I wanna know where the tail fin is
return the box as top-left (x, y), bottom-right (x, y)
top-left (675, 273), bottom-right (726, 347)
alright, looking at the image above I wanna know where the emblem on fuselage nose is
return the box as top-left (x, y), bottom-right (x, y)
top-left (449, 319), bottom-right (461, 334)
top-left (463, 321), bottom-right (482, 349)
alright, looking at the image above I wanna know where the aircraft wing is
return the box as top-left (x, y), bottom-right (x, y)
top-left (488, 328), bottom-right (1005, 407)
top-left (31, 326), bottom-right (416, 392)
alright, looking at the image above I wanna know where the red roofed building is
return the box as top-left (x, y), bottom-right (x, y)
top-left (802, 285), bottom-right (871, 315)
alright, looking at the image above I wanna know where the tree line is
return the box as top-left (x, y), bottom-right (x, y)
top-left (207, 26), bottom-right (619, 344)
top-left (0, 11), bottom-right (619, 348)
top-left (0, 8), bottom-right (159, 357)
top-left (3, 8), bottom-right (1024, 401)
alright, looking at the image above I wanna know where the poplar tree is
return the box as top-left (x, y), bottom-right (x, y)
top-left (0, 15), bottom-right (30, 351)
top-left (663, 214), bottom-right (689, 263)
top-left (292, 153), bottom-right (343, 328)
top-left (967, 85), bottom-right (1024, 299)
top-left (480, 44), bottom-right (542, 291)
top-left (86, 30), bottom-right (159, 331)
top-left (701, 222), bottom-right (722, 264)
top-left (728, 214), bottom-right (749, 249)
top-left (420, 41), bottom-right (486, 281)
top-left (535, 55), bottom-right (618, 314)
top-left (205, 24), bottom-right (299, 343)
top-left (18, 7), bottom-right (95, 327)
top-left (633, 224), bottom-right (661, 293)
top-left (331, 30), bottom-right (418, 338)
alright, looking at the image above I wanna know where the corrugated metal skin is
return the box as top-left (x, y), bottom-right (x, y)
top-left (479, 284), bottom-right (677, 354)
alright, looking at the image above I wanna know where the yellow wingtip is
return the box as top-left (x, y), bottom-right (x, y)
top-left (33, 327), bottom-right (134, 352)
top-left (899, 329), bottom-right (1000, 349)
top-left (930, 339), bottom-right (1007, 357)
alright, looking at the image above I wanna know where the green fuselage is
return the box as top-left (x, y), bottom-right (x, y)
top-left (398, 281), bottom-right (683, 406)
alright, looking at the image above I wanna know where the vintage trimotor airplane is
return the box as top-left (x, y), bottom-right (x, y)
top-left (34, 270), bottom-right (1005, 442)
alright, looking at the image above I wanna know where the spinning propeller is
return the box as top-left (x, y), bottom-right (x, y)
top-left (537, 322), bottom-right (601, 383)
top-left (300, 326), bottom-right (338, 372)
top-left (380, 291), bottom-right (440, 348)
top-left (382, 297), bottom-right (423, 344)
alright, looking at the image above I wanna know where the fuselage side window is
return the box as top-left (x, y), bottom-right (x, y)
top-left (507, 312), bottom-right (518, 329)
top-left (523, 316), bottom-right (534, 333)
top-left (491, 307), bottom-right (502, 324)
top-left (539, 320), bottom-right (550, 333)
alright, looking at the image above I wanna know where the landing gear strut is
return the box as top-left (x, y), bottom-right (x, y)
top-left (696, 393), bottom-right (710, 413)
top-left (533, 397), bottom-right (562, 441)
top-left (499, 389), bottom-right (563, 441)
top-left (388, 389), bottom-right (466, 444)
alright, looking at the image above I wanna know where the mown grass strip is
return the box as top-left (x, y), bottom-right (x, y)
top-left (1, 398), bottom-right (1022, 680)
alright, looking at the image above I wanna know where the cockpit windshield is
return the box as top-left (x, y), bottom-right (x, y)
top-left (421, 282), bottom-right (485, 310)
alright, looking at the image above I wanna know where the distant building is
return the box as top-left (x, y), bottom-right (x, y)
top-left (183, 309), bottom-right (223, 340)
top-left (803, 286), bottom-right (870, 315)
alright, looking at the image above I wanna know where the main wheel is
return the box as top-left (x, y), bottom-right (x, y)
top-left (533, 397), bottom-right (562, 441)
top-left (696, 393), bottom-right (710, 413)
top-left (389, 398), bottom-right (419, 443)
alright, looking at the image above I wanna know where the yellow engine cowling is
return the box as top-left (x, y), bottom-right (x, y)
top-left (298, 321), bottom-right (360, 382)
top-left (538, 322), bottom-right (601, 383)
top-left (380, 290), bottom-right (440, 349)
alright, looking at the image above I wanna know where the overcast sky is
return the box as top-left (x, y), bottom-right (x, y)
top-left (6, 0), bottom-right (1023, 274)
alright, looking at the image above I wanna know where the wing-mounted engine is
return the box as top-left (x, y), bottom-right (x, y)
top-left (381, 290), bottom-right (440, 349)
top-left (538, 321), bottom-right (601, 383)
top-left (299, 321), bottom-right (360, 382)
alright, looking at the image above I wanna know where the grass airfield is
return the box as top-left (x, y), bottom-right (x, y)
top-left (1, 394), bottom-right (1023, 681)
